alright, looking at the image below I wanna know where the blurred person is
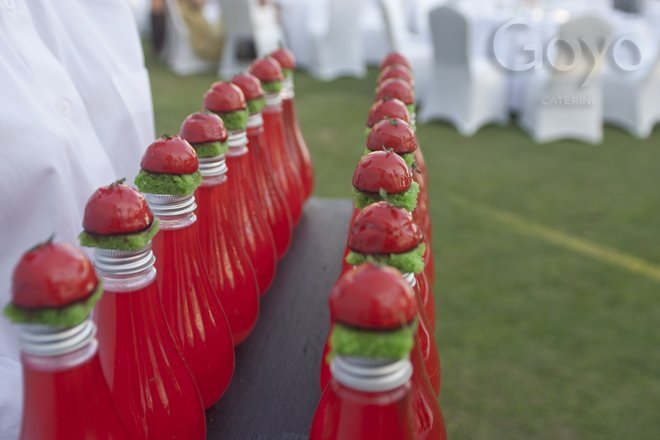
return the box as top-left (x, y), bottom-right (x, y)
top-left (177, 0), bottom-right (225, 62)
top-left (0, 1), bottom-right (154, 438)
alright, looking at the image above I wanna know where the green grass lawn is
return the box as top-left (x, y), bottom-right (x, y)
top-left (148, 52), bottom-right (660, 439)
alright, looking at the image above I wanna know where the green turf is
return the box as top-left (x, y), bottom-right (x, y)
top-left (147, 49), bottom-right (660, 439)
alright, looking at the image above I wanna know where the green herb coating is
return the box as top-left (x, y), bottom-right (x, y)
top-left (352, 181), bottom-right (419, 212)
top-left (262, 81), bottom-right (283, 94)
top-left (134, 170), bottom-right (202, 196)
top-left (4, 281), bottom-right (104, 327)
top-left (346, 243), bottom-right (426, 274)
top-left (192, 141), bottom-right (228, 158)
top-left (247, 97), bottom-right (266, 115)
top-left (282, 68), bottom-right (293, 79)
top-left (78, 219), bottom-right (160, 251)
top-left (407, 103), bottom-right (416, 118)
top-left (328, 322), bottom-right (417, 362)
top-left (213, 109), bottom-right (248, 131)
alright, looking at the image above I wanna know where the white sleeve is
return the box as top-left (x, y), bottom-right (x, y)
top-left (0, 357), bottom-right (22, 440)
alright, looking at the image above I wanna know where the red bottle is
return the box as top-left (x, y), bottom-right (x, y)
top-left (250, 57), bottom-right (305, 225)
top-left (82, 183), bottom-right (206, 438)
top-left (231, 73), bottom-right (293, 260)
top-left (311, 264), bottom-right (426, 440)
top-left (5, 242), bottom-right (131, 440)
top-left (181, 112), bottom-right (260, 344)
top-left (271, 47), bottom-right (315, 200)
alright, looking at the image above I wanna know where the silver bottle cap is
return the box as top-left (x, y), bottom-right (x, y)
top-left (227, 130), bottom-right (248, 156)
top-left (20, 318), bottom-right (96, 357)
top-left (247, 112), bottom-right (264, 128)
top-left (199, 154), bottom-right (228, 178)
top-left (282, 76), bottom-right (294, 100)
top-left (265, 91), bottom-right (283, 108)
top-left (93, 245), bottom-right (157, 291)
top-left (144, 193), bottom-right (196, 217)
top-left (402, 272), bottom-right (417, 289)
top-left (331, 356), bottom-right (413, 392)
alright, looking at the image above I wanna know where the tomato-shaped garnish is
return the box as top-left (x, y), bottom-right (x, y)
top-left (380, 52), bottom-right (412, 71)
top-left (180, 112), bottom-right (228, 145)
top-left (270, 47), bottom-right (296, 70)
top-left (83, 180), bottom-right (154, 235)
top-left (11, 241), bottom-right (98, 309)
top-left (366, 118), bottom-right (418, 154)
top-left (353, 151), bottom-right (411, 194)
top-left (230, 73), bottom-right (265, 101)
top-left (330, 263), bottom-right (416, 330)
top-left (204, 82), bottom-right (247, 113)
top-left (375, 78), bottom-right (415, 105)
top-left (377, 65), bottom-right (414, 86)
top-left (140, 135), bottom-right (199, 175)
top-left (249, 57), bottom-right (284, 83)
top-left (348, 201), bottom-right (423, 254)
top-left (367, 99), bottom-right (411, 128)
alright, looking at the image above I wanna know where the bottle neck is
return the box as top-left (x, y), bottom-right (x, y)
top-left (282, 76), bottom-right (294, 100)
top-left (227, 130), bottom-right (248, 157)
top-left (331, 356), bottom-right (412, 392)
top-left (402, 272), bottom-right (417, 289)
top-left (19, 318), bottom-right (96, 359)
top-left (247, 112), bottom-right (264, 129)
top-left (145, 193), bottom-right (197, 230)
top-left (199, 154), bottom-right (228, 186)
top-left (94, 245), bottom-right (157, 291)
top-left (264, 92), bottom-right (283, 110)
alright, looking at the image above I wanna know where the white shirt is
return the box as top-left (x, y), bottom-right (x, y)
top-left (0, 1), bottom-right (154, 438)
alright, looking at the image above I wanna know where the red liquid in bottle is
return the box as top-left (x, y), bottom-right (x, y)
top-left (96, 276), bottom-right (206, 439)
top-left (247, 119), bottom-right (293, 260)
top-left (410, 341), bottom-right (448, 439)
top-left (226, 132), bottom-right (278, 295)
top-left (151, 216), bottom-right (236, 407)
top-left (262, 98), bottom-right (305, 225)
top-left (20, 325), bottom-right (131, 440)
top-left (311, 365), bottom-right (415, 440)
top-left (417, 271), bottom-right (436, 331)
top-left (282, 95), bottom-right (314, 200)
top-left (195, 168), bottom-right (260, 345)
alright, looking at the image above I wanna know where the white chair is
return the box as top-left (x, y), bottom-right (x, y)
top-left (161, 0), bottom-right (216, 75)
top-left (603, 29), bottom-right (660, 137)
top-left (378, 0), bottom-right (433, 104)
top-left (217, 0), bottom-right (285, 78)
top-left (307, 0), bottom-right (367, 80)
top-left (518, 15), bottom-right (612, 143)
top-left (419, 5), bottom-right (509, 135)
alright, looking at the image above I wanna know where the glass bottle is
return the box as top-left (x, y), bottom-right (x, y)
top-left (147, 193), bottom-right (236, 407)
top-left (281, 73), bottom-right (314, 200)
top-left (262, 91), bottom-right (305, 225)
top-left (226, 130), bottom-right (278, 295)
top-left (94, 245), bottom-right (206, 438)
top-left (195, 151), bottom-right (260, 345)
top-left (18, 319), bottom-right (131, 439)
top-left (246, 111), bottom-right (293, 260)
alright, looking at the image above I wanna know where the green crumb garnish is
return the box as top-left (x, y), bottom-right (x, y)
top-left (364, 127), bottom-right (372, 137)
top-left (213, 109), bottom-right (248, 131)
top-left (364, 149), bottom-right (415, 168)
top-left (192, 141), bottom-right (228, 158)
top-left (262, 81), bottom-right (283, 94)
top-left (346, 243), bottom-right (426, 274)
top-left (352, 181), bottom-right (419, 212)
top-left (247, 97), bottom-right (266, 115)
top-left (328, 322), bottom-right (417, 362)
top-left (282, 68), bottom-right (293, 79)
top-left (4, 281), bottom-right (104, 327)
top-left (79, 219), bottom-right (160, 251)
top-left (407, 103), bottom-right (416, 118)
top-left (134, 170), bottom-right (202, 196)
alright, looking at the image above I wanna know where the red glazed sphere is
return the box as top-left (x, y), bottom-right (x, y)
top-left (380, 52), bottom-right (412, 71)
top-left (231, 73), bottom-right (265, 101)
top-left (11, 241), bottom-right (98, 309)
top-left (83, 182), bottom-right (154, 235)
top-left (249, 57), bottom-right (284, 83)
top-left (180, 112), bottom-right (228, 145)
top-left (377, 65), bottom-right (414, 86)
top-left (140, 136), bottom-right (199, 175)
top-left (366, 99), bottom-right (411, 128)
top-left (375, 78), bottom-right (415, 105)
top-left (329, 263), bottom-right (416, 330)
top-left (348, 201), bottom-right (423, 254)
top-left (204, 82), bottom-right (247, 113)
top-left (270, 47), bottom-right (296, 70)
top-left (352, 151), bottom-right (412, 194)
top-left (366, 118), bottom-right (418, 154)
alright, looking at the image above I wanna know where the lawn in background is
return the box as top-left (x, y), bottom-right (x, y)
top-left (148, 50), bottom-right (660, 439)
